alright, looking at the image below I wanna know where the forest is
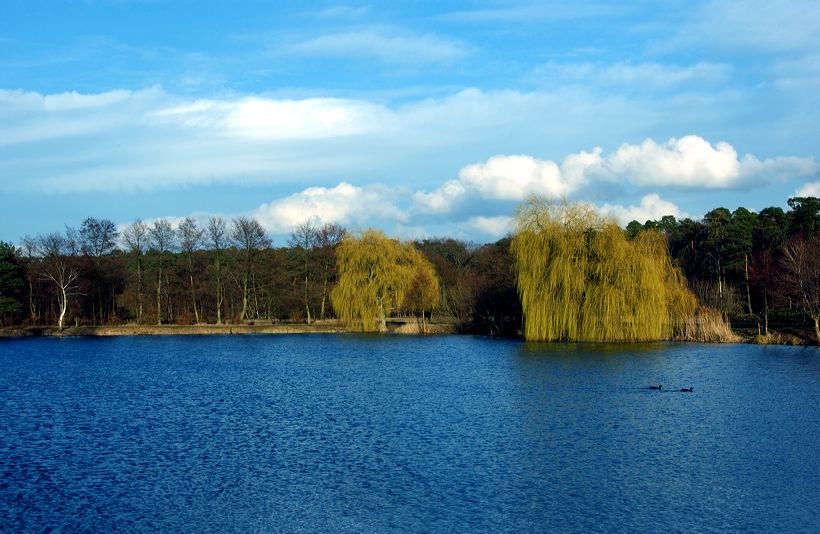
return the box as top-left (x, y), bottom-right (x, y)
top-left (0, 196), bottom-right (818, 343)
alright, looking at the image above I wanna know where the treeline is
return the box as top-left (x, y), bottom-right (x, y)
top-left (626, 196), bottom-right (820, 339)
top-left (0, 196), bottom-right (817, 341)
top-left (0, 215), bottom-right (519, 334)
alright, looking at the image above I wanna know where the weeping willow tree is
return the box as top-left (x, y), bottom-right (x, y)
top-left (511, 198), bottom-right (696, 342)
top-left (330, 229), bottom-right (440, 332)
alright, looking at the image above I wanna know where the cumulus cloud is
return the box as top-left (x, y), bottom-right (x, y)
top-left (795, 181), bottom-right (820, 197)
top-left (412, 135), bottom-right (817, 214)
top-left (598, 194), bottom-right (690, 225)
top-left (250, 182), bottom-right (407, 234)
top-left (459, 155), bottom-right (567, 200)
top-left (605, 136), bottom-right (744, 188)
top-left (467, 216), bottom-right (514, 238)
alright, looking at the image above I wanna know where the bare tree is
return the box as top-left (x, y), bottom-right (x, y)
top-left (207, 216), bottom-right (227, 324)
top-left (79, 217), bottom-right (118, 257)
top-left (79, 217), bottom-right (119, 324)
top-left (36, 232), bottom-right (82, 331)
top-left (123, 219), bottom-right (148, 322)
top-left (782, 235), bottom-right (820, 343)
top-left (316, 223), bottom-right (347, 320)
top-left (289, 219), bottom-right (318, 324)
top-left (178, 217), bottom-right (204, 324)
top-left (148, 219), bottom-right (176, 325)
top-left (231, 217), bottom-right (270, 321)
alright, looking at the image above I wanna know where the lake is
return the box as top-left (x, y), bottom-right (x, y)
top-left (0, 335), bottom-right (817, 532)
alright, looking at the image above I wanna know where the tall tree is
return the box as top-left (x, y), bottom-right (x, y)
top-left (178, 217), bottom-right (204, 324)
top-left (19, 236), bottom-right (40, 323)
top-left (316, 223), bottom-right (347, 320)
top-left (36, 232), bottom-right (81, 331)
top-left (787, 196), bottom-right (820, 236)
top-left (782, 234), bottom-right (820, 343)
top-left (0, 242), bottom-right (25, 325)
top-left (79, 217), bottom-right (118, 257)
top-left (207, 216), bottom-right (228, 324)
top-left (725, 207), bottom-right (756, 314)
top-left (231, 217), bottom-right (270, 321)
top-left (122, 219), bottom-right (148, 323)
top-left (511, 198), bottom-right (696, 342)
top-left (330, 229), bottom-right (440, 332)
top-left (148, 219), bottom-right (176, 325)
top-left (79, 217), bottom-right (119, 324)
top-left (289, 220), bottom-right (318, 324)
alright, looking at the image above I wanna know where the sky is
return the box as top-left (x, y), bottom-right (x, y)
top-left (1, 0), bottom-right (819, 245)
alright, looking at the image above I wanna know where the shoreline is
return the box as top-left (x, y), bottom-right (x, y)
top-left (0, 321), bottom-right (456, 338)
top-left (0, 322), bottom-right (810, 345)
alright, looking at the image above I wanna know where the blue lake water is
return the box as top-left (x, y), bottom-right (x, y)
top-left (0, 335), bottom-right (817, 532)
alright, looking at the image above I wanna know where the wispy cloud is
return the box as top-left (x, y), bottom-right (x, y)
top-left (530, 61), bottom-right (732, 90)
top-left (1, 88), bottom-right (816, 205)
top-left (288, 29), bottom-right (469, 64)
top-left (439, 3), bottom-right (629, 23)
top-left (670, 0), bottom-right (820, 54)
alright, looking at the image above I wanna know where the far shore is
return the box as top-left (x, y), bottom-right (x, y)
top-left (0, 319), bottom-right (457, 338)
top-left (0, 321), bottom-right (811, 345)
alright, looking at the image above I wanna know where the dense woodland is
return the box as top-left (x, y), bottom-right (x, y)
top-left (0, 196), bottom-right (818, 342)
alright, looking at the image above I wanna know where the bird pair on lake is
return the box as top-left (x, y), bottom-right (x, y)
top-left (649, 385), bottom-right (693, 392)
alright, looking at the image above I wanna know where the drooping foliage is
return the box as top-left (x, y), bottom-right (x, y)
top-left (511, 198), bottom-right (696, 342)
top-left (331, 230), bottom-right (439, 332)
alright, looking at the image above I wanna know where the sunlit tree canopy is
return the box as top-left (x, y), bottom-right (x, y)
top-left (511, 197), bottom-right (697, 342)
top-left (331, 230), bottom-right (440, 332)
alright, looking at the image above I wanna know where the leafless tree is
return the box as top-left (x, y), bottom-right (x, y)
top-left (289, 219), bottom-right (318, 324)
top-left (123, 219), bottom-right (148, 322)
top-left (782, 234), bottom-right (820, 343)
top-left (148, 219), bottom-right (176, 325)
top-left (36, 232), bottom-right (82, 331)
top-left (207, 216), bottom-right (227, 324)
top-left (316, 223), bottom-right (347, 320)
top-left (231, 217), bottom-right (270, 321)
top-left (79, 217), bottom-right (118, 257)
top-left (178, 217), bottom-right (204, 324)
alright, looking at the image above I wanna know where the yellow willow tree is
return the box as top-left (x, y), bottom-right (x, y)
top-left (511, 197), bottom-right (696, 342)
top-left (331, 230), bottom-right (440, 332)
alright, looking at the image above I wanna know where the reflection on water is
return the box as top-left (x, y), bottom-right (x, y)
top-left (0, 335), bottom-right (817, 532)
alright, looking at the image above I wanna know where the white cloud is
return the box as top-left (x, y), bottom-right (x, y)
top-left (532, 61), bottom-right (731, 89)
top-left (605, 136), bottom-right (744, 188)
top-left (686, 0), bottom-right (820, 53)
top-left (412, 135), bottom-right (818, 214)
top-left (459, 155), bottom-right (567, 200)
top-left (795, 181), bottom-right (820, 197)
top-left (598, 194), bottom-right (689, 225)
top-left (289, 30), bottom-right (467, 63)
top-left (250, 182), bottom-right (407, 234)
top-left (152, 96), bottom-right (387, 140)
top-left (413, 180), bottom-right (467, 214)
top-left (468, 215), bottom-right (514, 238)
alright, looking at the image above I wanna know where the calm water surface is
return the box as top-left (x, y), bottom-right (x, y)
top-left (0, 335), bottom-right (817, 532)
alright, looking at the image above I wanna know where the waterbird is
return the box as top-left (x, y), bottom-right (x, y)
top-left (680, 387), bottom-right (693, 392)
top-left (649, 385), bottom-right (662, 390)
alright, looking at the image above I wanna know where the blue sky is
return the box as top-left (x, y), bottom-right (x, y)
top-left (1, 0), bottom-right (818, 244)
